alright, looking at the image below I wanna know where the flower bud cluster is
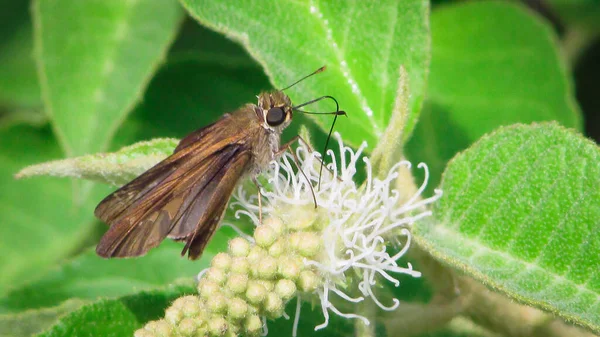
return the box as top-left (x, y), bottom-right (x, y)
top-left (135, 215), bottom-right (324, 337)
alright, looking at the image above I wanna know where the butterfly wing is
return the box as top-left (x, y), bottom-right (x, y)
top-left (95, 112), bottom-right (255, 259)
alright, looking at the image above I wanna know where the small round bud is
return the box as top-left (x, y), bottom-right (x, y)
top-left (229, 237), bottom-right (251, 257)
top-left (257, 255), bottom-right (278, 279)
top-left (268, 239), bottom-right (285, 257)
top-left (297, 232), bottom-right (321, 258)
top-left (206, 267), bottom-right (227, 284)
top-left (245, 281), bottom-right (267, 304)
top-left (275, 279), bottom-right (297, 301)
top-left (207, 293), bottom-right (228, 314)
top-left (227, 273), bottom-right (249, 294)
top-left (247, 246), bottom-right (267, 264)
top-left (178, 317), bottom-right (198, 336)
top-left (257, 280), bottom-right (275, 292)
top-left (230, 257), bottom-right (250, 274)
top-left (211, 253), bottom-right (232, 271)
top-left (288, 233), bottom-right (302, 251)
top-left (264, 293), bottom-right (284, 318)
top-left (145, 319), bottom-right (172, 336)
top-left (198, 279), bottom-right (220, 299)
top-left (263, 216), bottom-right (285, 235)
top-left (298, 270), bottom-right (320, 292)
top-left (244, 314), bottom-right (262, 334)
top-left (178, 296), bottom-right (200, 318)
top-left (285, 205), bottom-right (317, 230)
top-left (208, 316), bottom-right (228, 336)
top-left (228, 297), bottom-right (249, 319)
top-left (278, 256), bottom-right (302, 280)
top-left (254, 225), bottom-right (278, 248)
top-left (165, 306), bottom-right (183, 325)
top-left (134, 329), bottom-right (155, 337)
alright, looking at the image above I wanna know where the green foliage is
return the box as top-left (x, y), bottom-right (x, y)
top-left (32, 0), bottom-right (184, 156)
top-left (407, 1), bottom-right (581, 192)
top-left (180, 0), bottom-right (430, 148)
top-left (0, 0), bottom-right (598, 336)
top-left (415, 123), bottom-right (600, 332)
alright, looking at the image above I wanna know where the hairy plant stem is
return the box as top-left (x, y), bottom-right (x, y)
top-left (407, 244), bottom-right (598, 337)
top-left (390, 158), bottom-right (597, 337)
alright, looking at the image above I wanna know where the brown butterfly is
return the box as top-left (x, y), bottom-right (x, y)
top-left (95, 67), bottom-right (344, 260)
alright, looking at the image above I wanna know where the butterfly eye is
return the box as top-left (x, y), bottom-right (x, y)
top-left (266, 107), bottom-right (286, 126)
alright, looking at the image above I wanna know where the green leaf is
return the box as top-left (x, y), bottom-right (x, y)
top-left (167, 18), bottom-right (259, 68)
top-left (33, 0), bottom-right (184, 156)
top-left (16, 138), bottom-right (178, 186)
top-left (406, 1), bottom-right (582, 191)
top-left (0, 125), bottom-right (104, 295)
top-left (0, 299), bottom-right (86, 337)
top-left (0, 24), bottom-right (41, 108)
top-left (414, 123), bottom-right (600, 333)
top-left (36, 284), bottom-right (195, 337)
top-left (180, 0), bottom-right (430, 148)
top-left (116, 60), bottom-right (271, 145)
top-left (0, 238), bottom-right (227, 313)
top-left (549, 0), bottom-right (600, 30)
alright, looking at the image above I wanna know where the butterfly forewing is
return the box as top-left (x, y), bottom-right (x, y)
top-left (95, 108), bottom-right (256, 259)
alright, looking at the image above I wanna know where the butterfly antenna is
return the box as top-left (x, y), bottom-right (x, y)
top-left (281, 66), bottom-right (326, 91)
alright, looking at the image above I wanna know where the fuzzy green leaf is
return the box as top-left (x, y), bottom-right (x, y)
top-left (0, 238), bottom-right (226, 313)
top-left (180, 0), bottom-right (430, 148)
top-left (36, 284), bottom-right (195, 337)
top-left (0, 24), bottom-right (41, 109)
top-left (407, 1), bottom-right (582, 191)
top-left (414, 123), bottom-right (600, 333)
top-left (0, 126), bottom-right (106, 295)
top-left (33, 0), bottom-right (183, 156)
top-left (0, 299), bottom-right (86, 337)
top-left (16, 138), bottom-right (178, 186)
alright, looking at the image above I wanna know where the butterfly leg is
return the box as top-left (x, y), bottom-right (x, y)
top-left (276, 135), bottom-right (318, 208)
top-left (252, 176), bottom-right (263, 224)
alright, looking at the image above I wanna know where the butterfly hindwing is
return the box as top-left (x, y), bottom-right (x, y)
top-left (95, 110), bottom-right (257, 259)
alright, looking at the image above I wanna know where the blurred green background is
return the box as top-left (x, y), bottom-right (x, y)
top-left (0, 0), bottom-right (598, 336)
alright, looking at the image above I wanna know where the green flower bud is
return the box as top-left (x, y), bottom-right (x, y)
top-left (228, 297), bottom-right (249, 319)
top-left (206, 267), bottom-right (227, 284)
top-left (298, 270), bottom-right (320, 292)
top-left (264, 293), bottom-right (283, 318)
top-left (208, 316), bottom-right (228, 336)
top-left (198, 279), bottom-right (220, 300)
top-left (144, 319), bottom-right (172, 336)
top-left (180, 297), bottom-right (200, 318)
top-left (207, 293), bottom-right (228, 314)
top-left (278, 256), bottom-right (302, 280)
top-left (229, 237), bottom-right (250, 257)
top-left (288, 232), bottom-right (302, 251)
top-left (297, 232), bottom-right (321, 258)
top-left (165, 305), bottom-right (183, 325)
top-left (244, 314), bottom-right (262, 335)
top-left (178, 317), bottom-right (198, 336)
top-left (245, 281), bottom-right (267, 305)
top-left (257, 255), bottom-right (278, 279)
top-left (227, 273), bottom-right (249, 294)
top-left (230, 257), bottom-right (250, 274)
top-left (211, 252), bottom-right (232, 271)
top-left (260, 280), bottom-right (276, 292)
top-left (268, 238), bottom-right (285, 257)
top-left (284, 204), bottom-right (317, 230)
top-left (254, 224), bottom-right (277, 248)
top-left (247, 246), bottom-right (267, 264)
top-left (263, 216), bottom-right (285, 235)
top-left (134, 329), bottom-right (155, 337)
top-left (275, 279), bottom-right (297, 301)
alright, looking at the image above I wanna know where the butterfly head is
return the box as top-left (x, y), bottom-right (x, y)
top-left (257, 91), bottom-right (293, 132)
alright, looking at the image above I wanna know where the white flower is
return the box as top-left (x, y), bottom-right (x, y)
top-left (229, 132), bottom-right (442, 334)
